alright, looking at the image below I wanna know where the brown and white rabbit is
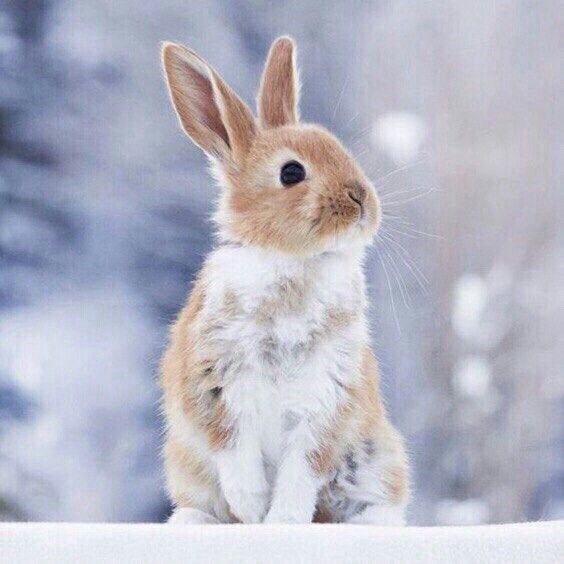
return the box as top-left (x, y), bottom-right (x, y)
top-left (159, 36), bottom-right (408, 525)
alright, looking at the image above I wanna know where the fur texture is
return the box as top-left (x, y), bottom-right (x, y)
top-left (159, 36), bottom-right (408, 524)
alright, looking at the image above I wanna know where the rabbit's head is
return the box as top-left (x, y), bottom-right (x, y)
top-left (162, 36), bottom-right (380, 256)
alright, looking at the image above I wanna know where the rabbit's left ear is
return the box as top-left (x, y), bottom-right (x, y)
top-left (257, 36), bottom-right (300, 128)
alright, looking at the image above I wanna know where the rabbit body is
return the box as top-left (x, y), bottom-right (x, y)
top-left (159, 36), bottom-right (408, 524)
top-left (162, 244), bottom-right (406, 524)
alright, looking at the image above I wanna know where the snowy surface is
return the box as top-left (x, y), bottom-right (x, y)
top-left (1, 521), bottom-right (562, 564)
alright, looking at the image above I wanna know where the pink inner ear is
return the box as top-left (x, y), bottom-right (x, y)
top-left (187, 66), bottom-right (230, 149)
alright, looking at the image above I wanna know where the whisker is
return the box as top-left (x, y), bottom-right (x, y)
top-left (380, 184), bottom-right (437, 201)
top-left (343, 112), bottom-right (362, 135)
top-left (349, 124), bottom-right (375, 147)
top-left (379, 231), bottom-right (429, 293)
top-left (331, 73), bottom-right (351, 123)
top-left (353, 147), bottom-right (372, 160)
top-left (381, 243), bottom-right (411, 308)
top-left (372, 157), bottom-right (427, 187)
top-left (385, 234), bottom-right (428, 284)
top-left (375, 244), bottom-right (401, 334)
top-left (381, 213), bottom-right (416, 228)
top-left (382, 187), bottom-right (439, 206)
top-left (381, 224), bottom-right (419, 240)
top-left (382, 216), bottom-right (442, 240)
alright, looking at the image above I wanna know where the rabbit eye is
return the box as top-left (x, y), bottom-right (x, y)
top-left (280, 161), bottom-right (306, 186)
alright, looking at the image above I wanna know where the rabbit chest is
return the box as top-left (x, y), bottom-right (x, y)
top-left (196, 245), bottom-right (367, 464)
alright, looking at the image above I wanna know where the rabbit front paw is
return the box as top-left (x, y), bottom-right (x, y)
top-left (224, 486), bottom-right (269, 523)
top-left (263, 502), bottom-right (312, 524)
top-left (168, 507), bottom-right (220, 524)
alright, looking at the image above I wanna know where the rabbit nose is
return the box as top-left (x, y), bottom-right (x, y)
top-left (347, 182), bottom-right (367, 207)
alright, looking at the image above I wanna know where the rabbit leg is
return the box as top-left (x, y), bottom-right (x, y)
top-left (216, 435), bottom-right (269, 524)
top-left (215, 381), bottom-right (270, 524)
top-left (163, 435), bottom-right (232, 523)
top-left (263, 418), bottom-right (324, 524)
top-left (320, 432), bottom-right (408, 525)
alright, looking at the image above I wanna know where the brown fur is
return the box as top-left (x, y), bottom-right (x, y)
top-left (221, 125), bottom-right (379, 255)
top-left (160, 275), bottom-right (235, 458)
top-left (163, 436), bottom-right (214, 506)
top-left (162, 42), bottom-right (255, 161)
top-left (257, 36), bottom-right (299, 128)
top-left (254, 276), bottom-right (308, 322)
top-left (308, 348), bottom-right (407, 515)
top-left (308, 347), bottom-right (383, 476)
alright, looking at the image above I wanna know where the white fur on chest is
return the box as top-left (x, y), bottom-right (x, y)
top-left (198, 245), bottom-right (368, 466)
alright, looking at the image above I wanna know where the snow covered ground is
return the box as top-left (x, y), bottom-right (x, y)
top-left (1, 521), bottom-right (562, 564)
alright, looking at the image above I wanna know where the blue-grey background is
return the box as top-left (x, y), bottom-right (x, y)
top-left (0, 0), bottom-right (561, 524)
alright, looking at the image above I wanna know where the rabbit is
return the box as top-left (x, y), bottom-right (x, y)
top-left (159, 36), bottom-right (408, 525)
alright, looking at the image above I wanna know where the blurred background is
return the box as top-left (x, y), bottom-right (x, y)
top-left (0, 0), bottom-right (561, 525)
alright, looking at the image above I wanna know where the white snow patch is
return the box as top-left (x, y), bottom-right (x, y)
top-left (435, 498), bottom-right (490, 525)
top-left (371, 111), bottom-right (426, 164)
top-left (2, 521), bottom-right (562, 563)
top-left (452, 356), bottom-right (492, 398)
top-left (452, 274), bottom-right (488, 341)
top-left (0, 286), bottom-right (161, 521)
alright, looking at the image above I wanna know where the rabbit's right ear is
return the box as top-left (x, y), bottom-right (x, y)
top-left (257, 36), bottom-right (300, 128)
top-left (161, 42), bottom-right (256, 162)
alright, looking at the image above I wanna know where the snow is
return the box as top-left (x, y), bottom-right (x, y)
top-left (452, 274), bottom-right (488, 342)
top-left (452, 356), bottom-right (492, 399)
top-left (435, 498), bottom-right (491, 525)
top-left (371, 112), bottom-right (426, 164)
top-left (1, 521), bottom-right (562, 564)
top-left (0, 288), bottom-right (162, 521)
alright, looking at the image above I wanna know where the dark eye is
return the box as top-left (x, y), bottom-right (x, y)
top-left (280, 160), bottom-right (306, 186)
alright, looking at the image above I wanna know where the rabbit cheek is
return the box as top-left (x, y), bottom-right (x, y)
top-left (314, 195), bottom-right (359, 240)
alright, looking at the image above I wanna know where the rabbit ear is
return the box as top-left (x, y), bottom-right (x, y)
top-left (161, 42), bottom-right (256, 162)
top-left (257, 36), bottom-right (300, 128)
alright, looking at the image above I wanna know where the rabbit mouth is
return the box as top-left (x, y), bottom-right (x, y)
top-left (306, 197), bottom-right (378, 249)
top-left (354, 205), bottom-right (381, 242)
top-left (356, 206), bottom-right (367, 226)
